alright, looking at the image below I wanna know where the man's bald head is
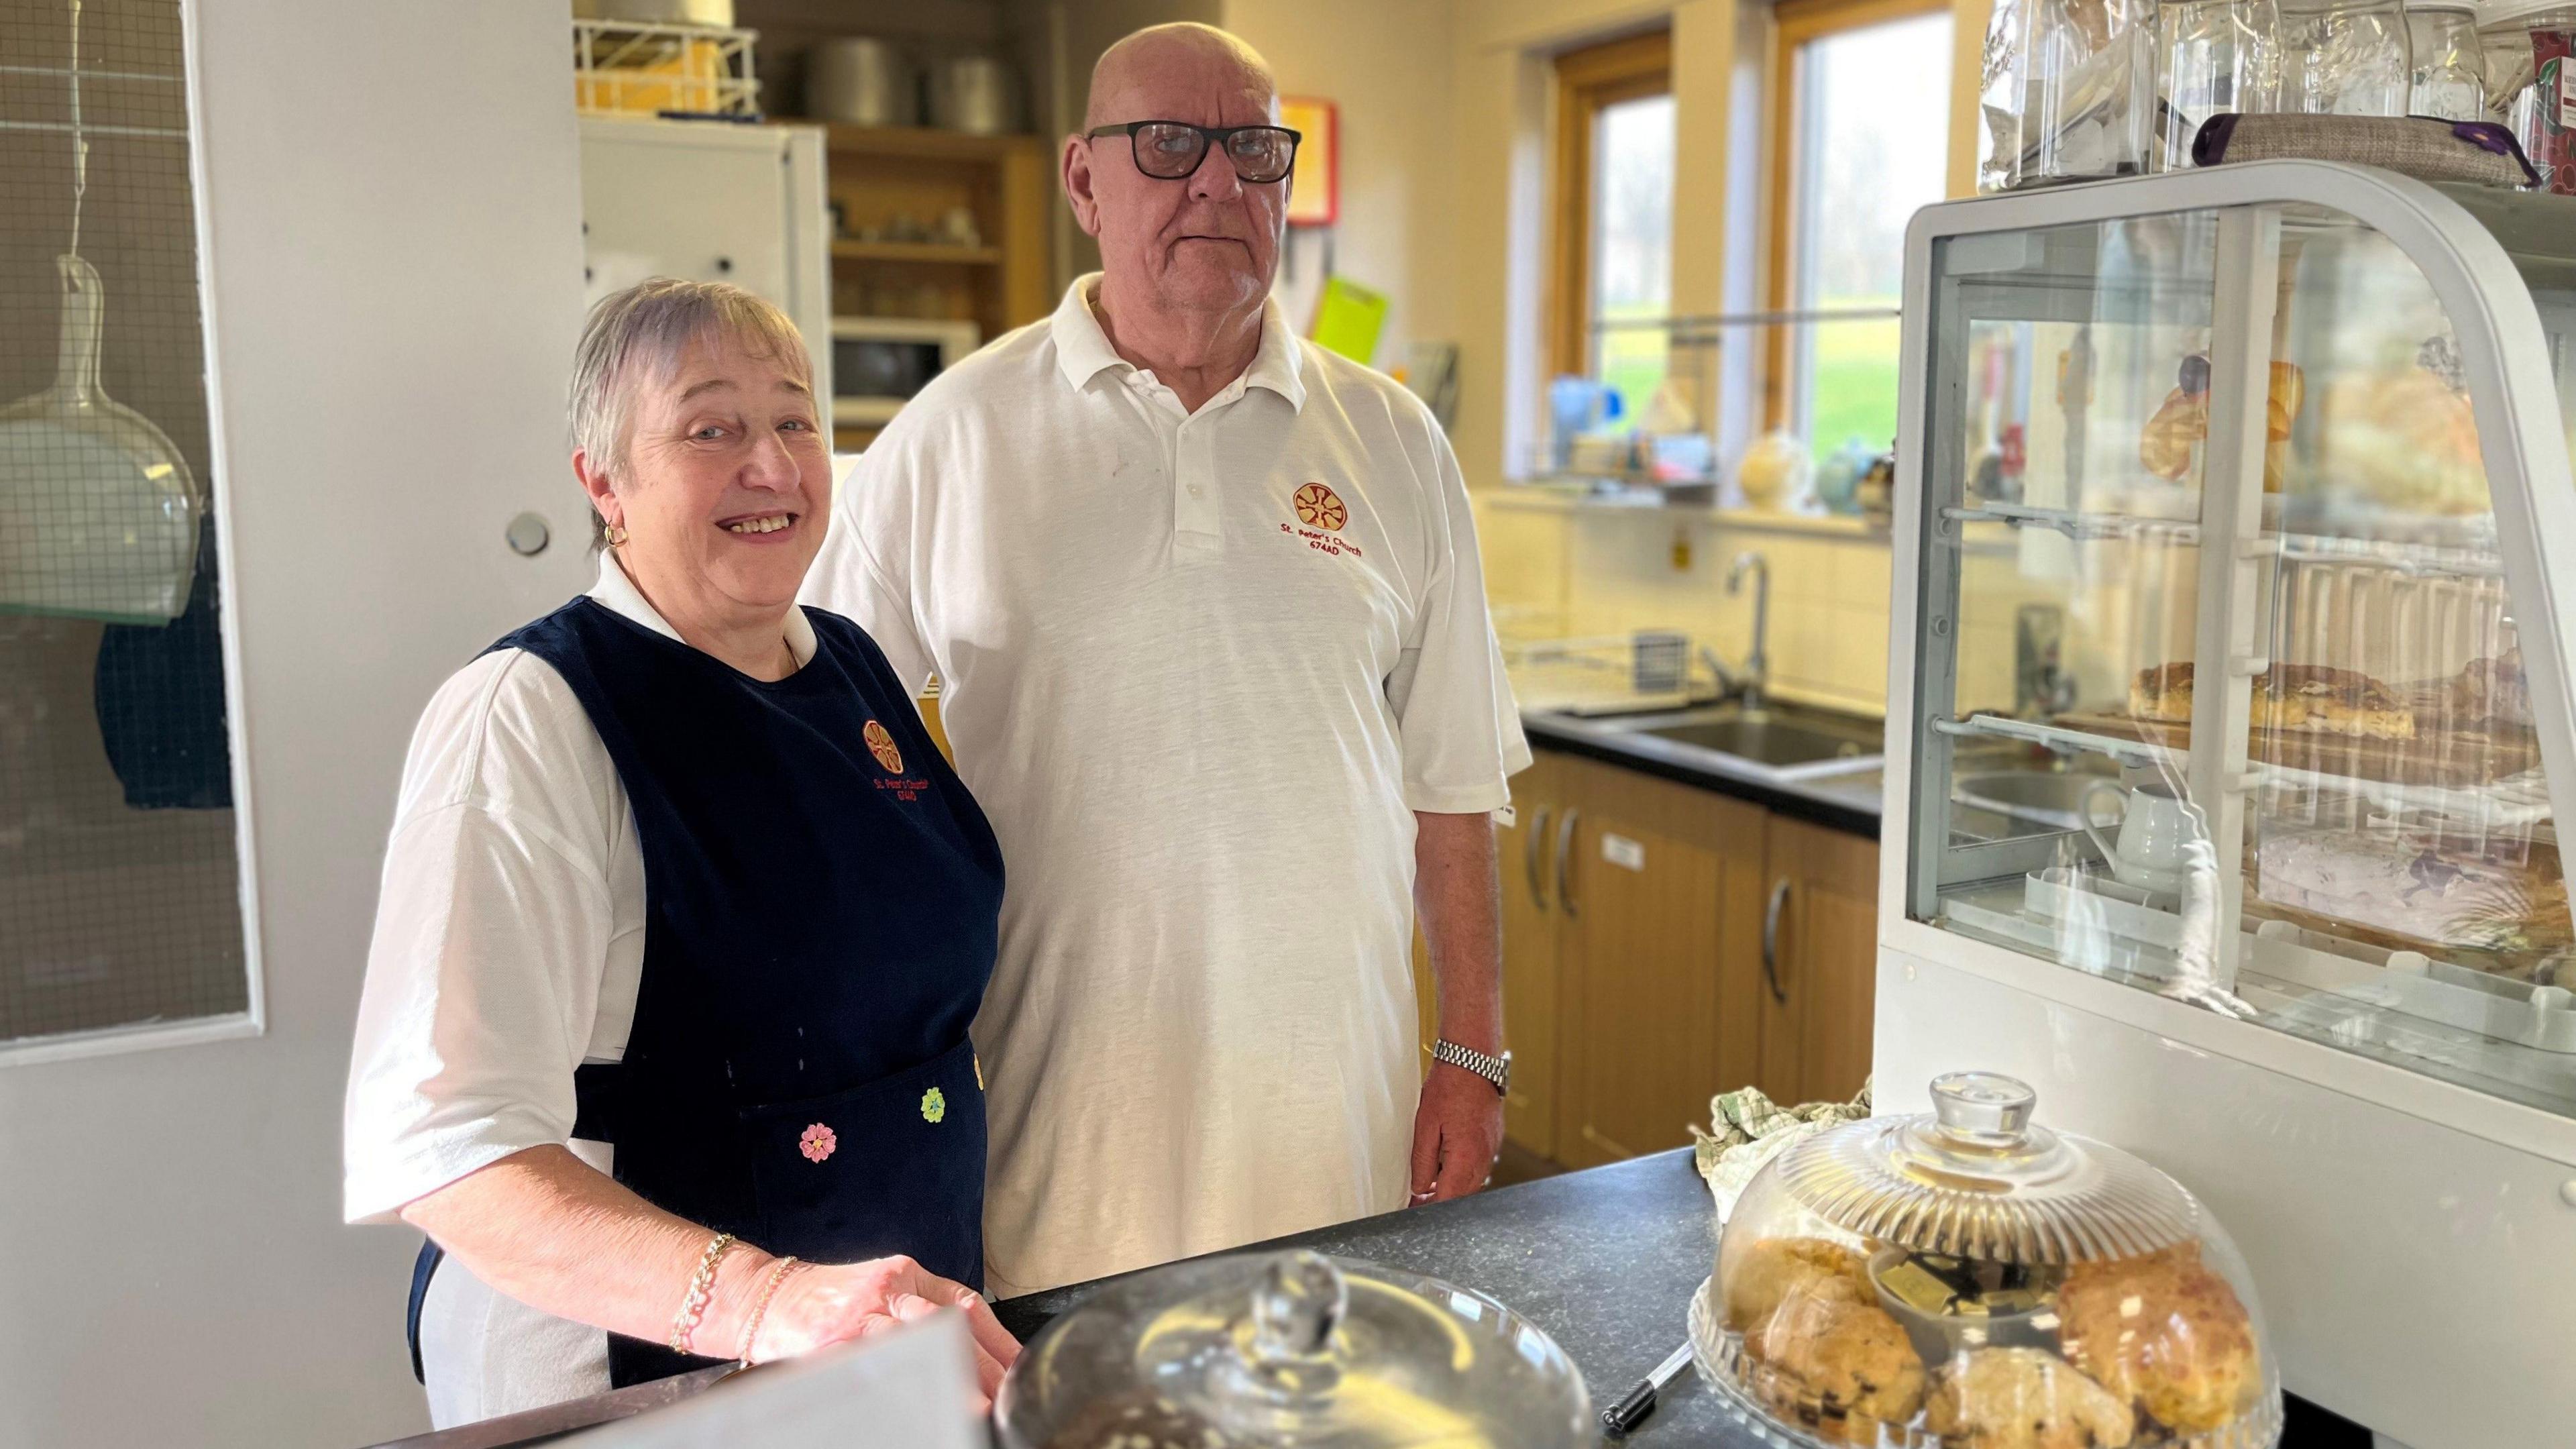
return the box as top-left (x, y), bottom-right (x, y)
top-left (1083, 22), bottom-right (1275, 130)
top-left (1064, 21), bottom-right (1287, 320)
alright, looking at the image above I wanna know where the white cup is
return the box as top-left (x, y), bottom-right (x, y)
top-left (2079, 781), bottom-right (2196, 896)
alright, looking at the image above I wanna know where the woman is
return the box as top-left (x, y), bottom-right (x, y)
top-left (343, 278), bottom-right (1018, 1426)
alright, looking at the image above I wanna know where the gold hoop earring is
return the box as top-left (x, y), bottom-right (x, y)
top-left (604, 523), bottom-right (629, 547)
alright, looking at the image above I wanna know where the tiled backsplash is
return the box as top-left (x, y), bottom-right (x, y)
top-left (1477, 493), bottom-right (2063, 720)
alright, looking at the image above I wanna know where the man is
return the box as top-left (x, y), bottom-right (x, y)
top-left (805, 21), bottom-right (1530, 1298)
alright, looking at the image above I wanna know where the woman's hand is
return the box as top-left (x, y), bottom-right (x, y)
top-left (751, 1255), bottom-right (1022, 1409)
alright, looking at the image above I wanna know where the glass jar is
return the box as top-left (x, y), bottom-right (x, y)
top-left (2275, 0), bottom-right (2415, 115)
top-left (1979, 0), bottom-right (2160, 189)
top-left (1693, 1072), bottom-right (2284, 1448)
top-left (2156, 0), bottom-right (2284, 169)
top-left (993, 1250), bottom-right (1592, 1449)
top-left (2406, 0), bottom-right (2489, 119)
top-left (2479, 1), bottom-right (2576, 194)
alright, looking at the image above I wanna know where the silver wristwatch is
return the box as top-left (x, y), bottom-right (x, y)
top-left (1432, 1039), bottom-right (1511, 1096)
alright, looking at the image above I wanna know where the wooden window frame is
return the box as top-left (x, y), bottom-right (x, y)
top-left (1549, 29), bottom-right (1674, 382)
top-left (1762, 0), bottom-right (1949, 429)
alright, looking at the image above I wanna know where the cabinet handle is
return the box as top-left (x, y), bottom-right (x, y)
top-left (1556, 809), bottom-right (1582, 919)
top-left (1762, 877), bottom-right (1793, 1005)
top-left (1525, 806), bottom-right (1553, 912)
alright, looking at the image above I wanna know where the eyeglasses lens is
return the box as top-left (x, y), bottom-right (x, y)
top-left (1226, 129), bottom-right (1294, 183)
top-left (1130, 124), bottom-right (1295, 182)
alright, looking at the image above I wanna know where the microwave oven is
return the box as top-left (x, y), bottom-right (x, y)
top-left (830, 316), bottom-right (981, 428)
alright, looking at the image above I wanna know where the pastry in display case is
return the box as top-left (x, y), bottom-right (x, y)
top-left (1690, 1072), bottom-right (2279, 1448)
top-left (1881, 163), bottom-right (2576, 1446)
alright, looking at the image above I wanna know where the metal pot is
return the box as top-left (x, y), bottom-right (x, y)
top-left (808, 38), bottom-right (914, 127)
top-left (992, 1250), bottom-right (1592, 1449)
top-left (926, 53), bottom-right (1019, 134)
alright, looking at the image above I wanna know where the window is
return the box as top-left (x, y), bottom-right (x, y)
top-left (2, 0), bottom-right (252, 1057)
top-left (1552, 31), bottom-right (1676, 418)
top-left (1767, 0), bottom-right (1954, 460)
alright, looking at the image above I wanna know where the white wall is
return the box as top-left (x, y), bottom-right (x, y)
top-left (0, 3), bottom-right (590, 1445)
top-left (1222, 0), bottom-right (1458, 367)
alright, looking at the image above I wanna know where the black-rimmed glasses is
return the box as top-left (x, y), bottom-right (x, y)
top-left (1083, 121), bottom-right (1302, 184)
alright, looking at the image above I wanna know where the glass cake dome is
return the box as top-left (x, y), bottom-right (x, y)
top-left (994, 1248), bottom-right (1592, 1449)
top-left (1693, 1072), bottom-right (2282, 1448)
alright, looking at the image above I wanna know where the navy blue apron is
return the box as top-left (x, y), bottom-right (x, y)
top-left (407, 595), bottom-right (1002, 1389)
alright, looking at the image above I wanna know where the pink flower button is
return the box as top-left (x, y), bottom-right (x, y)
top-left (798, 1122), bottom-right (837, 1163)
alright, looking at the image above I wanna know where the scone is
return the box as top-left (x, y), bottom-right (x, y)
top-left (1748, 1293), bottom-right (1928, 1445)
top-left (2129, 661), bottom-right (2195, 724)
top-left (2057, 1245), bottom-right (2258, 1435)
top-left (1925, 1348), bottom-right (2134, 1449)
top-left (1722, 1236), bottom-right (1874, 1332)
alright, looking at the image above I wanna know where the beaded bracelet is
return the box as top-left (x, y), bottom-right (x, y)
top-left (736, 1255), bottom-right (805, 1366)
top-left (669, 1232), bottom-right (737, 1355)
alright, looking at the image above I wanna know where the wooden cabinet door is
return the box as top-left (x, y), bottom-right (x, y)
top-left (1757, 815), bottom-right (1882, 1107)
top-left (1407, 755), bottom-right (1566, 1160)
top-left (1558, 760), bottom-right (1770, 1169)
top-left (1497, 755), bottom-right (1563, 1157)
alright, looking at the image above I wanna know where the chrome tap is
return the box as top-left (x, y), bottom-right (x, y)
top-left (1727, 550), bottom-right (1770, 713)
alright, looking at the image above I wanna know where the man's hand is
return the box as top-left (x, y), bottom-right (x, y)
top-left (1409, 1061), bottom-right (1505, 1204)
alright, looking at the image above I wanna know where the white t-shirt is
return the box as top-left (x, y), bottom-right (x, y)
top-left (341, 557), bottom-right (817, 1426)
top-left (803, 276), bottom-right (1531, 1296)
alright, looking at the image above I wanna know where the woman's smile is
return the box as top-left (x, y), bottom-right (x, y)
top-left (720, 511), bottom-right (800, 540)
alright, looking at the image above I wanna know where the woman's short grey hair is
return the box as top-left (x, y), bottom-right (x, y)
top-left (568, 278), bottom-right (814, 546)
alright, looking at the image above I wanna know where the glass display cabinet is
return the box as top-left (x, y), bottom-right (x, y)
top-left (1872, 161), bottom-right (2576, 1449)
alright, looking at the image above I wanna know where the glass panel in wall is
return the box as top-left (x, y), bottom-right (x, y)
top-left (1, 0), bottom-right (248, 1049)
top-left (1590, 92), bottom-right (1676, 414)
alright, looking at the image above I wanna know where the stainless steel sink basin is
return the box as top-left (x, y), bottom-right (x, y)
top-left (1640, 713), bottom-right (1880, 769)
top-left (1548, 703), bottom-right (1886, 779)
top-left (1952, 769), bottom-right (2110, 831)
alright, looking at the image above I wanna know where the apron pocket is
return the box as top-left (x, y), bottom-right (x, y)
top-left (737, 1037), bottom-right (985, 1289)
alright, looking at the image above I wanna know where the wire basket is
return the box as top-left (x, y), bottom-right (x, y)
top-left (573, 18), bottom-right (760, 119)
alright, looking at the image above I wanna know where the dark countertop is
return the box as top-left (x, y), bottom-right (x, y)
top-left (997, 1148), bottom-right (1753, 1445)
top-left (1520, 710), bottom-right (1885, 838)
top-left (372, 1150), bottom-right (1757, 1449)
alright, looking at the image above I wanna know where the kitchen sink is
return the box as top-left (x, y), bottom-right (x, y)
top-left (1952, 769), bottom-right (2114, 831)
top-left (1640, 713), bottom-right (1880, 769)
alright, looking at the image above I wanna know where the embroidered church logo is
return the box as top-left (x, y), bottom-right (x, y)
top-left (862, 720), bottom-right (905, 775)
top-left (1293, 481), bottom-right (1346, 532)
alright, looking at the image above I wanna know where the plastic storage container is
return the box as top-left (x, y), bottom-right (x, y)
top-left (1979, 0), bottom-right (2161, 189)
top-left (994, 1249), bottom-right (1593, 1449)
top-left (2480, 0), bottom-right (2576, 193)
top-left (2407, 0), bottom-right (2490, 117)
top-left (1693, 1072), bottom-right (2282, 1448)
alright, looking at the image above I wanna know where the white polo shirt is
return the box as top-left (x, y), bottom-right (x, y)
top-left (804, 276), bottom-right (1530, 1296)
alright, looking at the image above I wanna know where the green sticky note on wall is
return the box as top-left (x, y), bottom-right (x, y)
top-left (1310, 276), bottom-right (1389, 366)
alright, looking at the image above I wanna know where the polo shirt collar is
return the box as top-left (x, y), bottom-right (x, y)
top-left (590, 551), bottom-right (818, 666)
top-left (1049, 272), bottom-right (1306, 413)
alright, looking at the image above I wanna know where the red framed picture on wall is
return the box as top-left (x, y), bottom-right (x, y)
top-left (1281, 95), bottom-right (1338, 227)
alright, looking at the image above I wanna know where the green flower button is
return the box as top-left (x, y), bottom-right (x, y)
top-left (920, 1086), bottom-right (947, 1124)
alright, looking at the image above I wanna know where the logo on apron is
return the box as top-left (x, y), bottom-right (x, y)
top-left (1293, 481), bottom-right (1347, 531)
top-left (920, 1087), bottom-right (947, 1124)
top-left (861, 720), bottom-right (905, 775)
top-left (798, 1122), bottom-right (837, 1163)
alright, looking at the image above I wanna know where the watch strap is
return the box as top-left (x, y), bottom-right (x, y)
top-left (1432, 1039), bottom-right (1511, 1095)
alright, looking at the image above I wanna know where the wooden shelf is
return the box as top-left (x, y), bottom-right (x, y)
top-left (812, 123), bottom-right (1047, 164)
top-left (832, 240), bottom-right (1003, 265)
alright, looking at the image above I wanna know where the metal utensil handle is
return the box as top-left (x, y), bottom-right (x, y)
top-left (1525, 806), bottom-right (1552, 911)
top-left (1761, 877), bottom-right (1792, 1004)
top-left (1555, 808), bottom-right (1581, 918)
